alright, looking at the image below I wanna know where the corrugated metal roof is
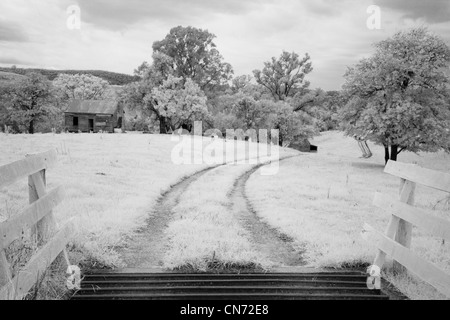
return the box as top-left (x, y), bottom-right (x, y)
top-left (66, 100), bottom-right (118, 115)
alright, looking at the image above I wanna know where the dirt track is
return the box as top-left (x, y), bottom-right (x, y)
top-left (229, 165), bottom-right (306, 267)
top-left (120, 167), bottom-right (216, 268)
top-left (120, 157), bottom-right (305, 270)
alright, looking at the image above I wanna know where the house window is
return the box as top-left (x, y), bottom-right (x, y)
top-left (73, 117), bottom-right (79, 126)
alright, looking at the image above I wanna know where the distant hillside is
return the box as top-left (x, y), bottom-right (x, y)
top-left (0, 71), bottom-right (26, 84)
top-left (0, 67), bottom-right (141, 86)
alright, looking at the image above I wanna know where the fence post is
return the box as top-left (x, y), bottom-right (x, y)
top-left (0, 249), bottom-right (11, 287)
top-left (373, 215), bottom-right (400, 268)
top-left (28, 166), bottom-right (70, 267)
top-left (28, 168), bottom-right (57, 245)
top-left (394, 178), bottom-right (416, 274)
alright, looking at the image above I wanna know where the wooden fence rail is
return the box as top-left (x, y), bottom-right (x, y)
top-left (365, 160), bottom-right (450, 298)
top-left (0, 150), bottom-right (74, 300)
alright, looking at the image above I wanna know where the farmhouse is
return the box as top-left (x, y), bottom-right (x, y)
top-left (64, 100), bottom-right (124, 133)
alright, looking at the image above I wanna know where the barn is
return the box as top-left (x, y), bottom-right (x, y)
top-left (64, 100), bottom-right (124, 133)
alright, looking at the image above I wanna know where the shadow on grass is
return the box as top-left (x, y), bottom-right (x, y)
top-left (173, 261), bottom-right (266, 274)
top-left (351, 162), bottom-right (386, 170)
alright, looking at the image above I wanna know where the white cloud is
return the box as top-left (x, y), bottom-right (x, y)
top-left (0, 0), bottom-right (449, 90)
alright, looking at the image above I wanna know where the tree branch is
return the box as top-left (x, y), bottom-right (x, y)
top-left (397, 147), bottom-right (407, 155)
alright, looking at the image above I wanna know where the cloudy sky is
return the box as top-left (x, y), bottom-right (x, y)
top-left (0, 0), bottom-right (449, 90)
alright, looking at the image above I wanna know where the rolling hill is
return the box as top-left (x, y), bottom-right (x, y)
top-left (0, 67), bottom-right (140, 86)
top-left (0, 71), bottom-right (26, 84)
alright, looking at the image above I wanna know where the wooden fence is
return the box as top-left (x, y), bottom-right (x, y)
top-left (364, 160), bottom-right (450, 298)
top-left (0, 150), bottom-right (75, 300)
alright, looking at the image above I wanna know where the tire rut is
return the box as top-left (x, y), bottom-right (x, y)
top-left (229, 157), bottom-right (306, 268)
top-left (120, 166), bottom-right (221, 269)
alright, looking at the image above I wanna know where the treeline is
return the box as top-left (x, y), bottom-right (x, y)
top-left (1, 26), bottom-right (449, 164)
top-left (0, 67), bottom-right (140, 86)
top-left (0, 73), bottom-right (116, 134)
top-left (121, 26), bottom-right (340, 146)
top-left (120, 26), bottom-right (450, 162)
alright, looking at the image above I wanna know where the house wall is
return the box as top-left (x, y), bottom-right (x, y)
top-left (65, 113), bottom-right (115, 133)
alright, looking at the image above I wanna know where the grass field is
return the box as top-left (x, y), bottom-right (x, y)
top-left (0, 132), bottom-right (216, 272)
top-left (1, 131), bottom-right (449, 300)
top-left (163, 164), bottom-right (270, 271)
top-left (247, 131), bottom-right (450, 300)
top-left (0, 132), bottom-right (285, 270)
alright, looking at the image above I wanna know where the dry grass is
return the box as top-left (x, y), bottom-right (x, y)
top-left (0, 132), bottom-right (217, 299)
top-left (4, 131), bottom-right (448, 299)
top-left (0, 133), bottom-right (216, 267)
top-left (163, 164), bottom-right (271, 271)
top-left (162, 141), bottom-right (297, 271)
top-left (0, 132), bottom-right (290, 298)
top-left (247, 131), bottom-right (450, 300)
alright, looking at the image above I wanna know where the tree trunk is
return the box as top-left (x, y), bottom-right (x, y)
top-left (181, 123), bottom-right (192, 132)
top-left (29, 119), bottom-right (34, 134)
top-left (159, 117), bottom-right (168, 134)
top-left (384, 146), bottom-right (390, 165)
top-left (276, 126), bottom-right (283, 146)
top-left (390, 145), bottom-right (398, 162)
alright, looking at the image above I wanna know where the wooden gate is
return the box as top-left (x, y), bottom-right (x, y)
top-left (364, 160), bottom-right (450, 298)
top-left (0, 150), bottom-right (75, 300)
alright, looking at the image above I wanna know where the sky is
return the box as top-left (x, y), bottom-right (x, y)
top-left (0, 0), bottom-right (449, 90)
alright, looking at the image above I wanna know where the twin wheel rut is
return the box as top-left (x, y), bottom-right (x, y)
top-left (229, 165), bottom-right (305, 267)
top-left (120, 159), bottom-right (304, 269)
top-left (75, 158), bottom-right (391, 300)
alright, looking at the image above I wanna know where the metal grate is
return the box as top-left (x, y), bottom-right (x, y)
top-left (71, 272), bottom-right (389, 300)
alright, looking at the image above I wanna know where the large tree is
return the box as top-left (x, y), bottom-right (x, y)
top-left (231, 94), bottom-right (274, 132)
top-left (122, 53), bottom-right (178, 134)
top-left (0, 72), bottom-right (55, 134)
top-left (53, 73), bottom-right (110, 100)
top-left (231, 75), bottom-right (253, 93)
top-left (341, 28), bottom-right (450, 163)
top-left (151, 76), bottom-right (209, 132)
top-left (253, 51), bottom-right (313, 101)
top-left (269, 102), bottom-right (318, 147)
top-left (152, 26), bottom-right (233, 93)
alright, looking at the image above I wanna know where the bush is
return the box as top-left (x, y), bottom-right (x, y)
top-left (125, 115), bottom-right (154, 132)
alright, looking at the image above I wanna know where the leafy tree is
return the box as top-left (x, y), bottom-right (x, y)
top-left (297, 90), bottom-right (343, 131)
top-left (134, 62), bottom-right (151, 78)
top-left (210, 76), bottom-right (270, 115)
top-left (231, 75), bottom-right (253, 93)
top-left (291, 88), bottom-right (325, 112)
top-left (53, 73), bottom-right (110, 100)
top-left (253, 51), bottom-right (313, 101)
top-left (0, 73), bottom-right (55, 134)
top-left (152, 26), bottom-right (234, 92)
top-left (212, 92), bottom-right (242, 115)
top-left (121, 53), bottom-right (176, 134)
top-left (269, 102), bottom-right (318, 146)
top-left (341, 28), bottom-right (450, 163)
top-left (151, 76), bottom-right (209, 132)
top-left (231, 95), bottom-right (275, 131)
top-left (144, 52), bottom-right (175, 87)
top-left (213, 92), bottom-right (318, 146)
top-left (213, 112), bottom-right (243, 134)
